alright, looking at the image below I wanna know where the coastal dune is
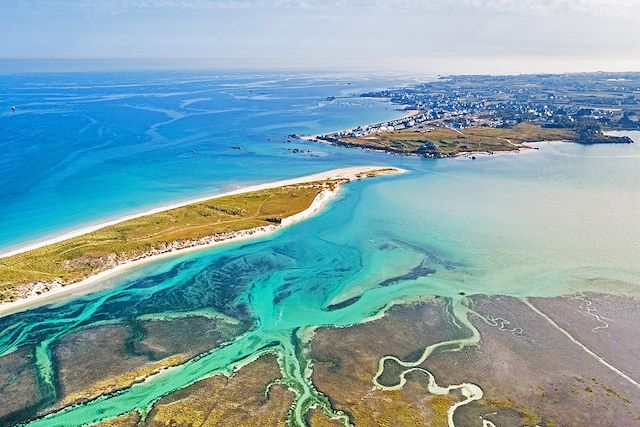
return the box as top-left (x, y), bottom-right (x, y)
top-left (0, 166), bottom-right (402, 317)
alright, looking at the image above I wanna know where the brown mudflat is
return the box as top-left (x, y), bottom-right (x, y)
top-left (309, 294), bottom-right (640, 426)
top-left (11, 292), bottom-right (640, 426)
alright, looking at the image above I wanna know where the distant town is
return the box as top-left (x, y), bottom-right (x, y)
top-left (301, 72), bottom-right (638, 157)
top-left (364, 72), bottom-right (640, 130)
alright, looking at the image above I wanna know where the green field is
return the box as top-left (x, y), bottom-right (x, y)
top-left (340, 123), bottom-right (577, 156)
top-left (0, 181), bottom-right (341, 301)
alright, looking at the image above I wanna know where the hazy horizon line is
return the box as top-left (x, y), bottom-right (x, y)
top-left (2, 58), bottom-right (640, 77)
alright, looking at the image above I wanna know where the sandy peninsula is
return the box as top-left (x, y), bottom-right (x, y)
top-left (0, 166), bottom-right (403, 317)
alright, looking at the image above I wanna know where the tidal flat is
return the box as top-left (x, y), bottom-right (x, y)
top-left (311, 293), bottom-right (640, 426)
top-left (7, 292), bottom-right (637, 426)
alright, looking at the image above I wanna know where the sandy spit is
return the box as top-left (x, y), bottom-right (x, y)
top-left (0, 166), bottom-right (403, 317)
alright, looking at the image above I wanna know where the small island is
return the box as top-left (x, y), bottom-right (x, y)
top-left (0, 166), bottom-right (401, 310)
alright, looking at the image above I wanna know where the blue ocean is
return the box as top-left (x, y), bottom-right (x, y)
top-left (0, 71), bottom-right (410, 251)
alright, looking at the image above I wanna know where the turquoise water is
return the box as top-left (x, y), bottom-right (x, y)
top-left (1, 71), bottom-right (639, 425)
top-left (0, 71), bottom-right (409, 252)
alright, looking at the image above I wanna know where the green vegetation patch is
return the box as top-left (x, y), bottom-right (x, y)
top-left (341, 123), bottom-right (576, 156)
top-left (0, 181), bottom-right (339, 298)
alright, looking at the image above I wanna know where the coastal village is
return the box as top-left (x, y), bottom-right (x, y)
top-left (319, 110), bottom-right (432, 140)
top-left (302, 72), bottom-right (638, 154)
top-left (361, 73), bottom-right (640, 131)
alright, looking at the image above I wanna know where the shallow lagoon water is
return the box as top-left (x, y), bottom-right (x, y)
top-left (0, 71), bottom-right (639, 425)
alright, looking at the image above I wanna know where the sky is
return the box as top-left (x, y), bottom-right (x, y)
top-left (1, 0), bottom-right (640, 74)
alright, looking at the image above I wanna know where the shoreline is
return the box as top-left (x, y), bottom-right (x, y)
top-left (305, 136), bottom-right (553, 159)
top-left (0, 166), bottom-right (398, 260)
top-left (296, 108), bottom-right (422, 140)
top-left (307, 128), bottom-right (636, 160)
top-left (0, 166), bottom-right (403, 317)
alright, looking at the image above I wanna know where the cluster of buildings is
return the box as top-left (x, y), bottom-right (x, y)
top-left (326, 113), bottom-right (430, 139)
top-left (359, 73), bottom-right (640, 131)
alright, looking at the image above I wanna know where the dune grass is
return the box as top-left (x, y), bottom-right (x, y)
top-left (0, 181), bottom-right (340, 301)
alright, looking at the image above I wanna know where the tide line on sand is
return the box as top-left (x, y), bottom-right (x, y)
top-left (0, 166), bottom-right (404, 318)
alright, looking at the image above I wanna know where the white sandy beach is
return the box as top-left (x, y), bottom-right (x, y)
top-left (0, 166), bottom-right (403, 317)
top-left (0, 166), bottom-right (399, 260)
